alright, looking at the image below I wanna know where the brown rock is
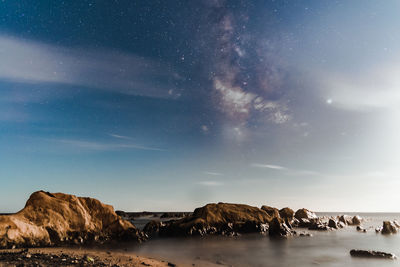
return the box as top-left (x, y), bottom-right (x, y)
top-left (294, 208), bottom-right (318, 220)
top-left (268, 217), bottom-right (293, 237)
top-left (0, 191), bottom-right (144, 248)
top-left (261, 206), bottom-right (280, 218)
top-left (279, 207), bottom-right (294, 220)
top-left (160, 203), bottom-right (272, 236)
top-left (382, 221), bottom-right (398, 234)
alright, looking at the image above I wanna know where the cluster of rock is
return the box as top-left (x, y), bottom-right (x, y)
top-left (142, 203), bottom-right (357, 238)
top-left (0, 191), bottom-right (145, 249)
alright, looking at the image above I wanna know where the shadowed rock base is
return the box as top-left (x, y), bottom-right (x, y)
top-left (350, 249), bottom-right (397, 259)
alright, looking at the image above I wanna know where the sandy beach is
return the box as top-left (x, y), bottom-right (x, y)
top-left (0, 247), bottom-right (181, 267)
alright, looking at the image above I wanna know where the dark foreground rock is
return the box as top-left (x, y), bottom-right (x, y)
top-left (0, 191), bottom-right (145, 249)
top-left (350, 249), bottom-right (397, 259)
top-left (0, 249), bottom-right (111, 266)
top-left (159, 203), bottom-right (273, 236)
top-left (268, 217), bottom-right (293, 237)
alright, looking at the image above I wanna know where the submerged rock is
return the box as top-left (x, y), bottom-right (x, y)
top-left (160, 203), bottom-right (273, 237)
top-left (350, 249), bottom-right (397, 259)
top-left (356, 226), bottom-right (367, 233)
top-left (382, 221), bottom-right (398, 234)
top-left (0, 191), bottom-right (144, 249)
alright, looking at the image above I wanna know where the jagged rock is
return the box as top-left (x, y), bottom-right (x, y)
top-left (328, 219), bottom-right (338, 229)
top-left (0, 191), bottom-right (145, 249)
top-left (382, 221), bottom-right (398, 234)
top-left (291, 218), bottom-right (300, 227)
top-left (308, 222), bottom-right (329, 231)
top-left (268, 217), bottom-right (293, 237)
top-left (294, 208), bottom-right (318, 220)
top-left (352, 216), bottom-right (362, 226)
top-left (143, 220), bottom-right (164, 235)
top-left (260, 206), bottom-right (280, 218)
top-left (350, 249), bottom-right (397, 259)
top-left (160, 203), bottom-right (272, 236)
top-left (338, 215), bottom-right (353, 225)
top-left (279, 207), bottom-right (294, 220)
top-left (337, 221), bottom-right (346, 228)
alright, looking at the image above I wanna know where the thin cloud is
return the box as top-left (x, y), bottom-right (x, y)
top-left (203, 171), bottom-right (223, 176)
top-left (108, 134), bottom-right (133, 140)
top-left (55, 139), bottom-right (164, 151)
top-left (197, 181), bottom-right (223, 186)
top-left (0, 34), bottom-right (181, 98)
top-left (251, 163), bottom-right (287, 170)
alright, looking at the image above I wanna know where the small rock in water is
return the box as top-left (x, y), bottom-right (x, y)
top-left (356, 226), bottom-right (366, 232)
top-left (350, 249), bottom-right (397, 259)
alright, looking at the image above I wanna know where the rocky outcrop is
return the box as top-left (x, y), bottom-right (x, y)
top-left (352, 215), bottom-right (362, 225)
top-left (328, 219), bottom-right (338, 229)
top-left (382, 221), bottom-right (398, 234)
top-left (279, 208), bottom-right (294, 220)
top-left (294, 209), bottom-right (318, 220)
top-left (338, 215), bottom-right (362, 226)
top-left (0, 191), bottom-right (145, 248)
top-left (268, 217), bottom-right (293, 237)
top-left (350, 249), bottom-right (397, 259)
top-left (260, 206), bottom-right (280, 218)
top-left (160, 203), bottom-right (272, 236)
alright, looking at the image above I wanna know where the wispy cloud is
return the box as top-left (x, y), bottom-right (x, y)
top-left (251, 163), bottom-right (287, 170)
top-left (197, 181), bottom-right (223, 186)
top-left (203, 171), bottom-right (223, 176)
top-left (108, 134), bottom-right (133, 140)
top-left (0, 34), bottom-right (181, 98)
top-left (55, 139), bottom-right (164, 151)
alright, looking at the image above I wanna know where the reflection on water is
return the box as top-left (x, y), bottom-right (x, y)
top-left (128, 213), bottom-right (400, 266)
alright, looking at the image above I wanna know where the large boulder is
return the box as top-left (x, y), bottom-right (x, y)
top-left (160, 203), bottom-right (272, 236)
top-left (294, 208), bottom-right (318, 220)
top-left (268, 217), bottom-right (293, 237)
top-left (0, 191), bottom-right (144, 248)
top-left (261, 206), bottom-right (280, 218)
top-left (382, 221), bottom-right (398, 234)
top-left (352, 215), bottom-right (362, 226)
top-left (279, 208), bottom-right (294, 220)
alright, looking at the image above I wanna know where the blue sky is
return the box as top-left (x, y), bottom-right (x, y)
top-left (1, 0), bottom-right (400, 212)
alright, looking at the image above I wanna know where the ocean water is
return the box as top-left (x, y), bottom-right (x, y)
top-left (127, 213), bottom-right (400, 267)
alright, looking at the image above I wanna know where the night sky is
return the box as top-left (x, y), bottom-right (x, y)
top-left (1, 0), bottom-right (400, 212)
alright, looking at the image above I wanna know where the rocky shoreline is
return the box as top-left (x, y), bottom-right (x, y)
top-left (1, 191), bottom-right (399, 266)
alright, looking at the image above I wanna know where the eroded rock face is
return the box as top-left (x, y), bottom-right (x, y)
top-left (294, 209), bottom-right (318, 220)
top-left (268, 217), bottom-right (293, 237)
top-left (261, 206), bottom-right (280, 218)
top-left (160, 203), bottom-right (272, 236)
top-left (279, 208), bottom-right (294, 220)
top-left (0, 191), bottom-right (144, 248)
top-left (382, 221), bottom-right (398, 234)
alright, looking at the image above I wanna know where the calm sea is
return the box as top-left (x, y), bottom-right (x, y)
top-left (127, 213), bottom-right (400, 266)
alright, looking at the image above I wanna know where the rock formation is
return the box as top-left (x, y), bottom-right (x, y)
top-left (382, 221), bottom-right (398, 234)
top-left (160, 203), bottom-right (272, 236)
top-left (260, 206), bottom-right (280, 218)
top-left (294, 208), bottom-right (318, 220)
top-left (0, 191), bottom-right (145, 248)
top-left (279, 208), bottom-right (294, 220)
top-left (350, 249), bottom-right (397, 259)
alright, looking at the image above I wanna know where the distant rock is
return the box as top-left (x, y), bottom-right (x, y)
top-left (115, 210), bottom-right (127, 217)
top-left (160, 203), bottom-right (272, 236)
top-left (279, 207), bottom-right (294, 220)
top-left (350, 249), bottom-right (397, 259)
top-left (160, 212), bottom-right (191, 219)
top-left (261, 206), bottom-right (280, 218)
top-left (294, 208), bottom-right (318, 220)
top-left (143, 220), bottom-right (164, 236)
top-left (338, 215), bottom-right (353, 225)
top-left (356, 226), bottom-right (366, 233)
top-left (382, 221), bottom-right (398, 234)
top-left (352, 215), bottom-right (362, 226)
top-left (328, 219), bottom-right (338, 229)
top-left (0, 191), bottom-right (145, 249)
